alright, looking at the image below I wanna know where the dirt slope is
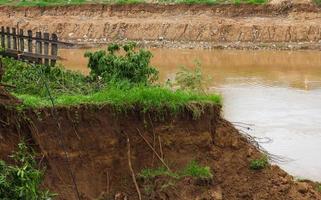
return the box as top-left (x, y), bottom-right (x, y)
top-left (1, 4), bottom-right (321, 49)
top-left (1, 105), bottom-right (321, 200)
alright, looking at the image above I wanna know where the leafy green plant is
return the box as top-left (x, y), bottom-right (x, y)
top-left (181, 160), bottom-right (213, 178)
top-left (174, 61), bottom-right (211, 94)
top-left (85, 42), bottom-right (159, 85)
top-left (0, 142), bottom-right (55, 200)
top-left (250, 156), bottom-right (269, 170)
top-left (317, 184), bottom-right (321, 192)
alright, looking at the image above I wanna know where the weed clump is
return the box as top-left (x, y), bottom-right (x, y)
top-left (139, 167), bottom-right (179, 179)
top-left (0, 142), bottom-right (55, 199)
top-left (173, 61), bottom-right (211, 94)
top-left (250, 155), bottom-right (269, 170)
top-left (138, 160), bottom-right (213, 180)
top-left (181, 160), bottom-right (213, 178)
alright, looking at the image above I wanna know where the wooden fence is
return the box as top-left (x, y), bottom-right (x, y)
top-left (0, 26), bottom-right (59, 66)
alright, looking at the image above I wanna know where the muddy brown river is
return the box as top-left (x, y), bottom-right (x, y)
top-left (59, 48), bottom-right (321, 181)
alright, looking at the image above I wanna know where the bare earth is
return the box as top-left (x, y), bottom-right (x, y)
top-left (0, 3), bottom-right (321, 49)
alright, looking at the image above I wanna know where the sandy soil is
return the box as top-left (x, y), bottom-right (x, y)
top-left (0, 4), bottom-right (321, 49)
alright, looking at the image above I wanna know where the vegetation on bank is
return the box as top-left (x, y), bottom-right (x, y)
top-left (0, 0), bottom-right (268, 7)
top-left (250, 155), bottom-right (269, 170)
top-left (0, 142), bottom-right (55, 199)
top-left (138, 160), bottom-right (213, 180)
top-left (2, 43), bottom-right (221, 116)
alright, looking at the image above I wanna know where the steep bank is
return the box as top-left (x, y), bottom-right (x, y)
top-left (1, 4), bottom-right (321, 49)
top-left (1, 103), bottom-right (321, 200)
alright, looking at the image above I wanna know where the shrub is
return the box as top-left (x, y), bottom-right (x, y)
top-left (174, 61), bottom-right (211, 94)
top-left (0, 142), bottom-right (55, 199)
top-left (85, 42), bottom-right (159, 85)
top-left (250, 156), bottom-right (269, 170)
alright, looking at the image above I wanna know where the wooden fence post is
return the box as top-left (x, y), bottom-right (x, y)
top-left (43, 33), bottom-right (50, 66)
top-left (1, 27), bottom-right (5, 49)
top-left (27, 30), bottom-right (33, 53)
top-left (51, 33), bottom-right (58, 66)
top-left (19, 29), bottom-right (24, 52)
top-left (12, 28), bottom-right (17, 50)
top-left (6, 27), bottom-right (11, 49)
top-left (35, 32), bottom-right (42, 64)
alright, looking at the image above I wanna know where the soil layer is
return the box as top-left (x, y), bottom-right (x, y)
top-left (1, 104), bottom-right (321, 200)
top-left (1, 4), bottom-right (321, 49)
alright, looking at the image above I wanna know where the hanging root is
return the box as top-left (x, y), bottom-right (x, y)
top-left (127, 137), bottom-right (142, 200)
top-left (136, 128), bottom-right (172, 172)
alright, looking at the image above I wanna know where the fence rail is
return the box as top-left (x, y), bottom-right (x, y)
top-left (0, 26), bottom-right (58, 66)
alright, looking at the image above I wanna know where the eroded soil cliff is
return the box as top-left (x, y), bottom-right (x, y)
top-left (1, 103), bottom-right (321, 200)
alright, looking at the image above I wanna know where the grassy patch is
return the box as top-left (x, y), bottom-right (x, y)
top-left (139, 167), bottom-right (180, 179)
top-left (15, 84), bottom-right (221, 115)
top-left (250, 156), bottom-right (269, 170)
top-left (317, 184), bottom-right (321, 192)
top-left (138, 160), bottom-right (213, 180)
top-left (181, 160), bottom-right (213, 178)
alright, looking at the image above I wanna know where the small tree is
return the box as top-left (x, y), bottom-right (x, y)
top-left (85, 42), bottom-right (159, 85)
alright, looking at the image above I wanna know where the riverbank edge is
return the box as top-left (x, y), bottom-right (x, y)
top-left (62, 39), bottom-right (321, 51)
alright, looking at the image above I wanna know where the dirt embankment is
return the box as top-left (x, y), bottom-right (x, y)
top-left (1, 4), bottom-right (321, 49)
top-left (1, 103), bottom-right (321, 200)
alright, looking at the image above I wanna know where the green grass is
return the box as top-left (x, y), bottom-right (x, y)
top-left (139, 167), bottom-right (180, 179)
top-left (317, 184), bottom-right (321, 192)
top-left (181, 160), bottom-right (213, 178)
top-left (138, 160), bottom-right (213, 180)
top-left (15, 85), bottom-right (221, 116)
top-left (250, 156), bottom-right (269, 170)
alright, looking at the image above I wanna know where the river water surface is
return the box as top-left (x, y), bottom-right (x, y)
top-left (59, 48), bottom-right (321, 181)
